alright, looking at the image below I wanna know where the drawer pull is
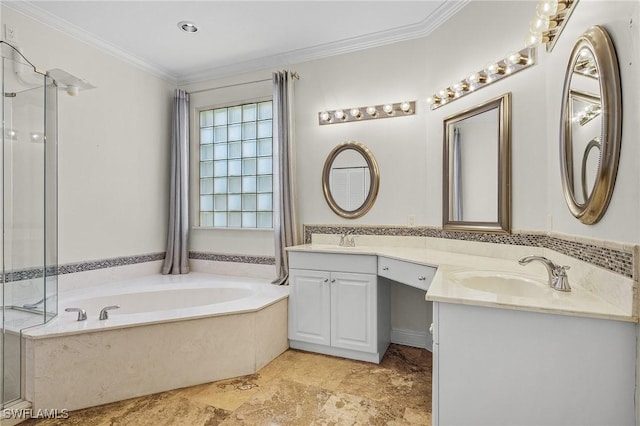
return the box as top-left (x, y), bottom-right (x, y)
top-left (429, 323), bottom-right (434, 335)
top-left (418, 276), bottom-right (426, 281)
top-left (382, 266), bottom-right (389, 271)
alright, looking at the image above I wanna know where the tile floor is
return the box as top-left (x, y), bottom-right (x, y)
top-left (24, 344), bottom-right (432, 425)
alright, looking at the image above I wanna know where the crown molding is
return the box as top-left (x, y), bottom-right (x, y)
top-left (178, 0), bottom-right (470, 85)
top-left (3, 1), bottom-right (179, 84)
top-left (6, 0), bottom-right (469, 86)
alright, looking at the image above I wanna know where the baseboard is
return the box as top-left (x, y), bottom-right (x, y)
top-left (391, 327), bottom-right (432, 352)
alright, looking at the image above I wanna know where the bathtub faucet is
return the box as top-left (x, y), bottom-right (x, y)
top-left (518, 255), bottom-right (571, 292)
top-left (65, 307), bottom-right (87, 321)
top-left (99, 305), bottom-right (120, 320)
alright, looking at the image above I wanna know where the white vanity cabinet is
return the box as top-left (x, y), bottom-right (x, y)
top-left (432, 301), bottom-right (636, 426)
top-left (288, 252), bottom-right (390, 363)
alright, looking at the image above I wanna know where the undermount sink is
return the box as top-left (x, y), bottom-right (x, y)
top-left (449, 271), bottom-right (550, 299)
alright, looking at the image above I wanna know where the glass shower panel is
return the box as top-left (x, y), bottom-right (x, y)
top-left (44, 77), bottom-right (58, 323)
top-left (1, 44), bottom-right (58, 406)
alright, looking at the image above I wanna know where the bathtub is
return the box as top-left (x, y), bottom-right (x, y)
top-left (22, 273), bottom-right (289, 411)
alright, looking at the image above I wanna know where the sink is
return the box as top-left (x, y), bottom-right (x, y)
top-left (449, 271), bottom-right (550, 299)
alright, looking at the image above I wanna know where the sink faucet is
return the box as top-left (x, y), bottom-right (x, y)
top-left (339, 232), bottom-right (356, 247)
top-left (518, 256), bottom-right (571, 292)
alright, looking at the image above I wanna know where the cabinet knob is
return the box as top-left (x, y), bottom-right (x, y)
top-left (323, 278), bottom-right (329, 283)
top-left (382, 266), bottom-right (389, 271)
top-left (418, 276), bottom-right (426, 281)
top-left (331, 279), bottom-right (336, 283)
top-left (429, 323), bottom-right (434, 335)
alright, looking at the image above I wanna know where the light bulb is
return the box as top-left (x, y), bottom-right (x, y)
top-left (536, 0), bottom-right (558, 17)
top-left (452, 81), bottom-right (469, 93)
top-left (334, 110), bottom-right (346, 120)
top-left (438, 88), bottom-right (454, 100)
top-left (382, 104), bottom-right (394, 115)
top-left (366, 106), bottom-right (377, 117)
top-left (319, 111), bottom-right (331, 122)
top-left (400, 102), bottom-right (412, 113)
top-left (506, 51), bottom-right (529, 66)
top-left (468, 72), bottom-right (486, 84)
top-left (530, 16), bottom-right (550, 33)
top-left (350, 108), bottom-right (361, 118)
top-left (486, 63), bottom-right (505, 76)
top-left (66, 85), bottom-right (79, 96)
top-left (525, 31), bottom-right (543, 47)
top-left (426, 96), bottom-right (441, 106)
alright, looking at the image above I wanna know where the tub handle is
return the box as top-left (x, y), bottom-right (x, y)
top-left (65, 307), bottom-right (87, 321)
top-left (99, 305), bottom-right (120, 320)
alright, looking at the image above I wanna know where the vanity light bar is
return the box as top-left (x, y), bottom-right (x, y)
top-left (525, 0), bottom-right (580, 53)
top-left (427, 46), bottom-right (536, 111)
top-left (318, 101), bottom-right (416, 125)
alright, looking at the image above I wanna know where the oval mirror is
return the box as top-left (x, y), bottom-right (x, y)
top-left (560, 25), bottom-right (621, 224)
top-left (322, 141), bottom-right (380, 219)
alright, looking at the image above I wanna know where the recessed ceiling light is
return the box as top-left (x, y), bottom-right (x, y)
top-left (178, 21), bottom-right (198, 33)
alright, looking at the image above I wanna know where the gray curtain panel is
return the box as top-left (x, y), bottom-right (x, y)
top-left (162, 89), bottom-right (190, 275)
top-left (272, 70), bottom-right (299, 285)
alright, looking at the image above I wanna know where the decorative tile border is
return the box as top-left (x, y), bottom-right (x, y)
top-left (189, 252), bottom-right (276, 265)
top-left (2, 253), bottom-right (167, 283)
top-left (304, 224), bottom-right (635, 279)
top-left (3, 251), bottom-right (276, 283)
top-left (58, 252), bottom-right (167, 275)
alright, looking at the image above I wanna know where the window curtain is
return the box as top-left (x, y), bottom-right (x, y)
top-left (272, 70), bottom-right (299, 285)
top-left (162, 89), bottom-right (190, 275)
top-left (452, 127), bottom-right (463, 221)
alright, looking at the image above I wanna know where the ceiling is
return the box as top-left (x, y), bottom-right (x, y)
top-left (6, 1), bottom-right (469, 84)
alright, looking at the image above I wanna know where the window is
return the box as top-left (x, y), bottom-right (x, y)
top-left (199, 101), bottom-right (273, 228)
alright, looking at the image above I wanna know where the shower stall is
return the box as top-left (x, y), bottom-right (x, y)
top-left (1, 41), bottom-right (58, 407)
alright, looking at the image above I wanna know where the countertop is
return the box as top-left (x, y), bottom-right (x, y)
top-left (287, 243), bottom-right (635, 323)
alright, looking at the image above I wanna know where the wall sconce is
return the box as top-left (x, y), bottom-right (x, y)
top-left (427, 46), bottom-right (536, 110)
top-left (525, 0), bottom-right (580, 52)
top-left (47, 68), bottom-right (96, 96)
top-left (318, 101), bottom-right (415, 125)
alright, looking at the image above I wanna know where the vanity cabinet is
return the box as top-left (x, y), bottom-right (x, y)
top-left (432, 301), bottom-right (636, 426)
top-left (288, 252), bottom-right (390, 363)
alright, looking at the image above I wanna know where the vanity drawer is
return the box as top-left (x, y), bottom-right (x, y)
top-left (289, 251), bottom-right (377, 274)
top-left (378, 256), bottom-right (436, 291)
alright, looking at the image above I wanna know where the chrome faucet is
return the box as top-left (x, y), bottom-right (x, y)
top-left (339, 232), bottom-right (356, 247)
top-left (518, 256), bottom-right (571, 292)
top-left (65, 307), bottom-right (87, 321)
top-left (99, 305), bottom-right (120, 320)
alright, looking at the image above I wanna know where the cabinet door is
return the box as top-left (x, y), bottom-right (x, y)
top-left (330, 272), bottom-right (377, 353)
top-left (288, 269), bottom-right (331, 346)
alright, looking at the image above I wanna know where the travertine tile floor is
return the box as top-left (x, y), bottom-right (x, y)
top-left (24, 344), bottom-right (432, 425)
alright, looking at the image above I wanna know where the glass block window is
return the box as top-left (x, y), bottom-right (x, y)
top-left (199, 101), bottom-right (273, 228)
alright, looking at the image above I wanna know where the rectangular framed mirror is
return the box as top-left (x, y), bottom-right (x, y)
top-left (442, 92), bottom-right (511, 233)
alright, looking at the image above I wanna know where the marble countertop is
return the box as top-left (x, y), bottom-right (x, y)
top-left (287, 243), bottom-right (635, 323)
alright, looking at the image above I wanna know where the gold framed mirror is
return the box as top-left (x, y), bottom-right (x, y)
top-left (560, 25), bottom-right (621, 224)
top-left (322, 141), bottom-right (380, 219)
top-left (443, 93), bottom-right (511, 233)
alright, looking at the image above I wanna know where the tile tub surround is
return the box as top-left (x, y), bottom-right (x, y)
top-left (22, 344), bottom-right (431, 425)
top-left (24, 297), bottom-right (288, 412)
top-left (304, 225), bottom-right (636, 279)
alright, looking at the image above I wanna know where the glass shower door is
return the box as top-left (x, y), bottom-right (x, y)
top-left (1, 45), bottom-right (58, 406)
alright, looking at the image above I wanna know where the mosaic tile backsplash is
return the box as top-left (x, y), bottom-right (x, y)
top-left (304, 225), bottom-right (635, 279)
top-left (4, 225), bottom-right (633, 282)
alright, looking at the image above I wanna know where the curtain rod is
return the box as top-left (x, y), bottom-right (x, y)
top-left (188, 71), bottom-right (299, 95)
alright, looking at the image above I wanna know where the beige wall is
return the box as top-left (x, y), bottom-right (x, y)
top-left (1, 6), bottom-right (175, 264)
